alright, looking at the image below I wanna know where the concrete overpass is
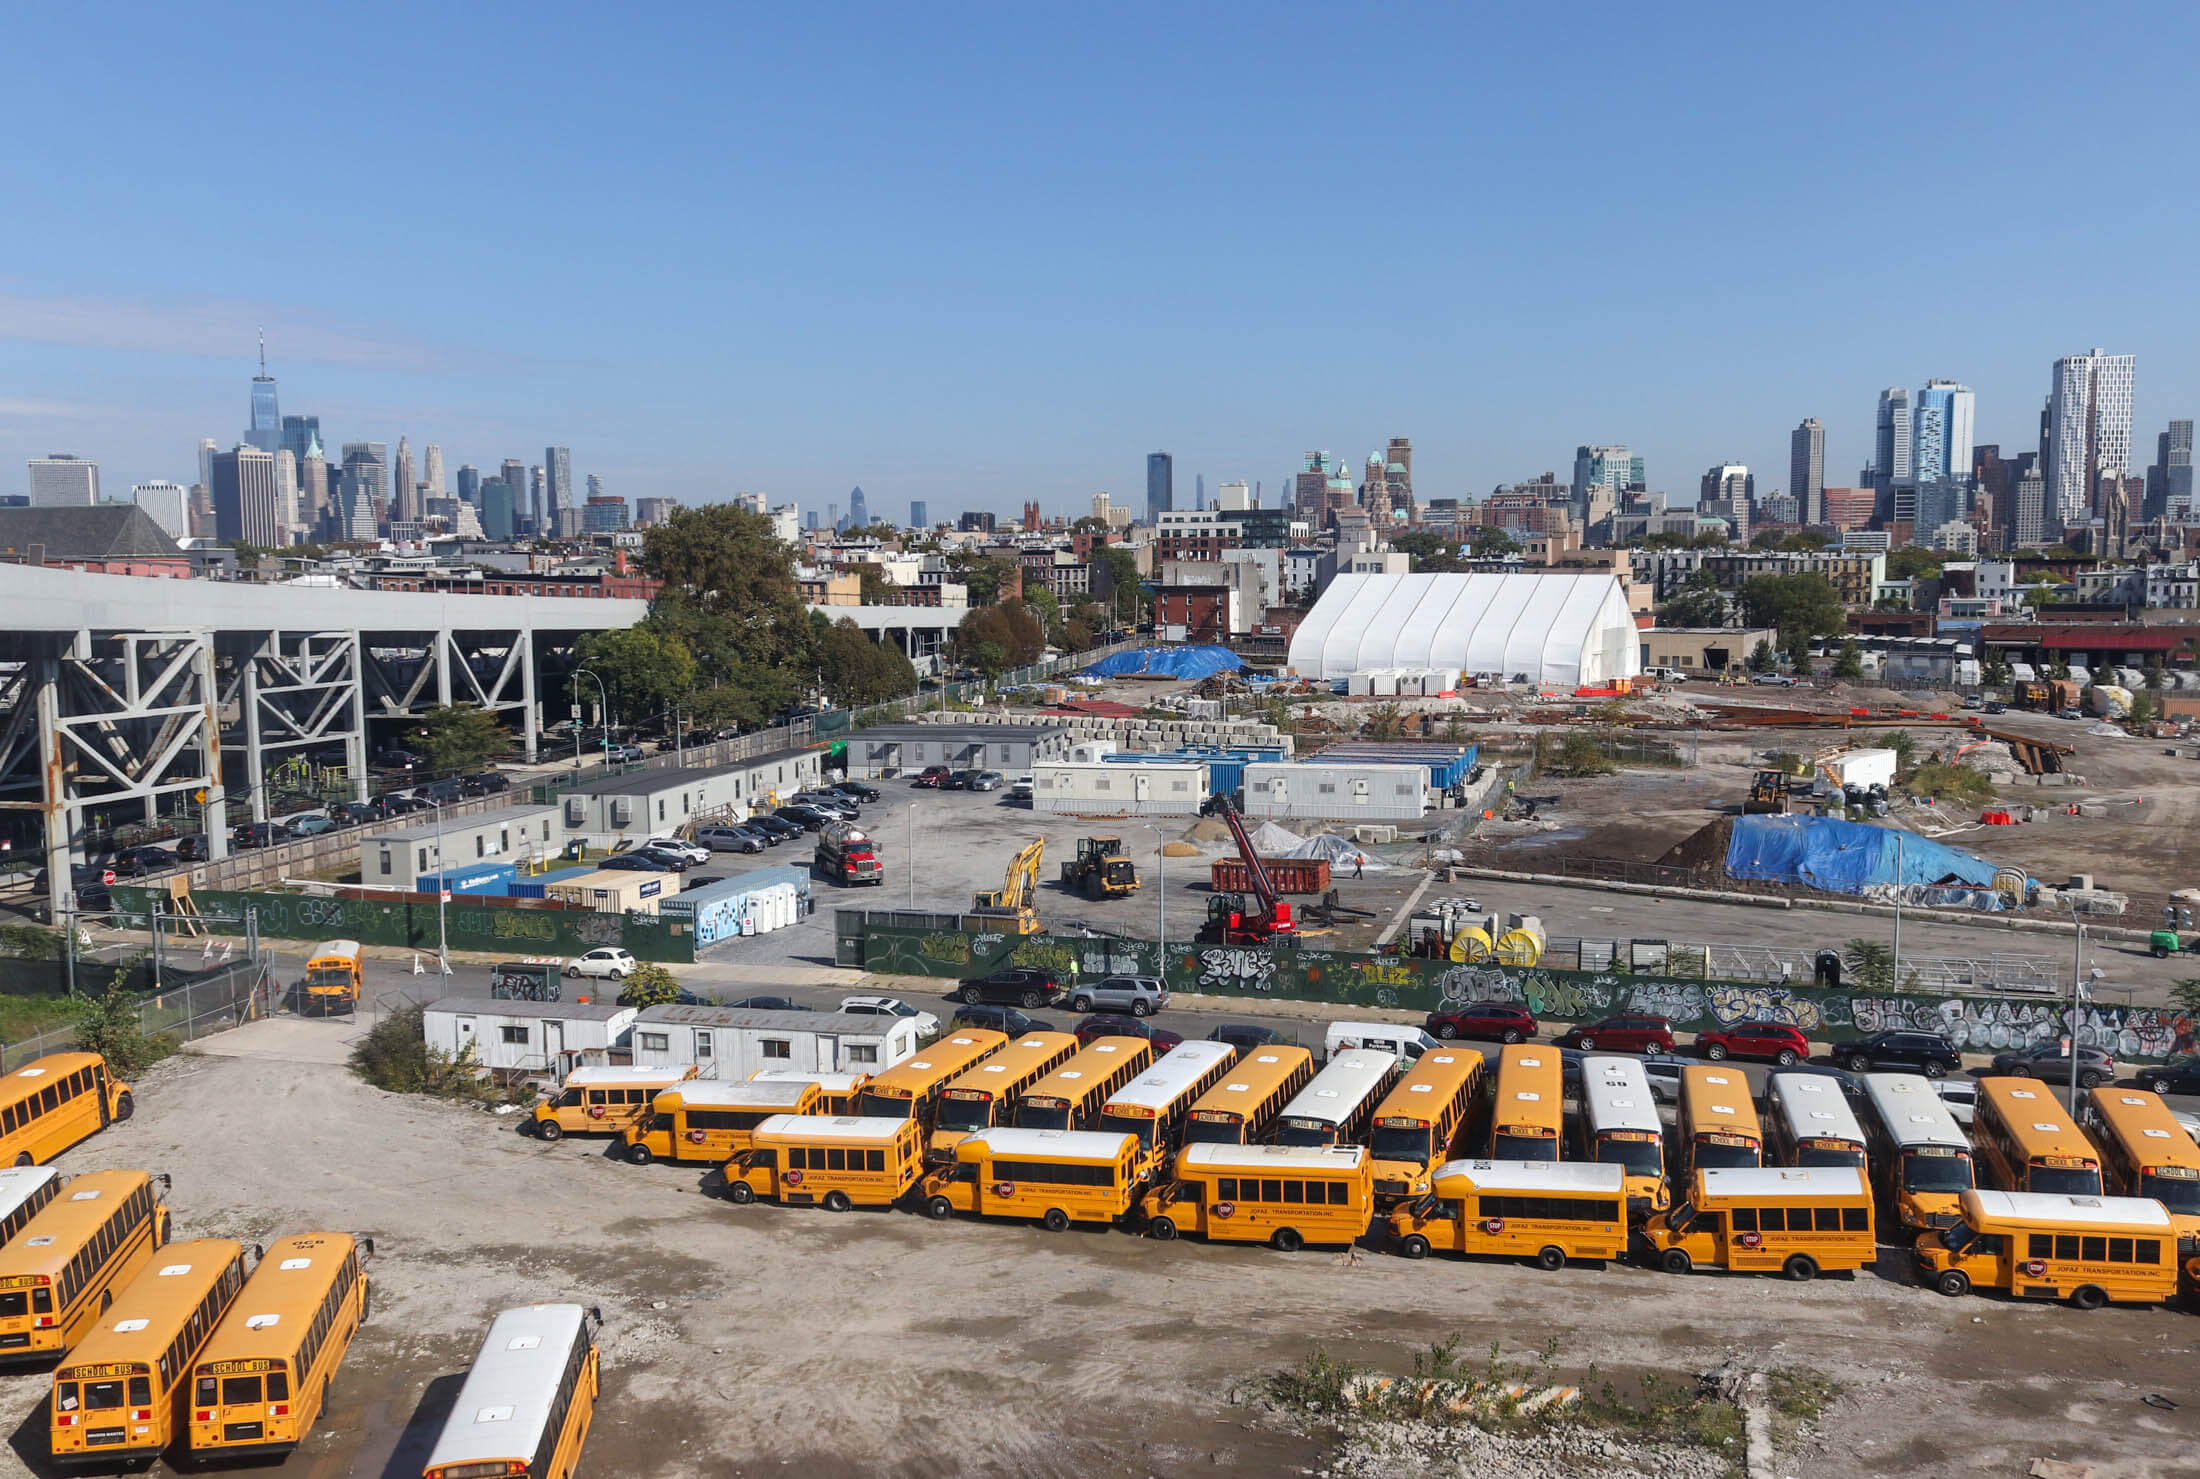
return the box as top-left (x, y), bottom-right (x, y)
top-left (0, 565), bottom-right (647, 914)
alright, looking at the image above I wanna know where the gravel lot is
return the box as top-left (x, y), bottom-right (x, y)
top-left (0, 1042), bottom-right (2193, 1477)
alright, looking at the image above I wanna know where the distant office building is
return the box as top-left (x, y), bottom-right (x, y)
top-left (423, 444), bottom-right (446, 501)
top-left (2048, 348), bottom-right (2135, 527)
top-left (554, 506), bottom-right (583, 538)
top-left (828, 502), bottom-right (840, 532)
top-left (457, 464), bottom-right (481, 503)
top-left (28, 453), bottom-right (99, 507)
top-left (1387, 437), bottom-right (1414, 488)
top-left (634, 497), bottom-right (677, 526)
top-left (1699, 463), bottom-right (1753, 543)
top-left (211, 444), bottom-right (281, 546)
top-left (583, 495), bottom-right (629, 532)
top-left (1875, 387), bottom-right (1912, 498)
top-left (848, 486), bottom-right (869, 528)
top-left (480, 479), bottom-right (516, 540)
top-left (805, 510), bottom-right (820, 531)
top-left (544, 446), bottom-right (572, 523)
top-left (958, 510), bottom-right (996, 533)
top-left (1788, 419), bottom-right (1826, 524)
top-left (198, 438), bottom-right (216, 496)
top-left (246, 340), bottom-right (280, 453)
top-left (1570, 443), bottom-right (1635, 527)
top-left (274, 449), bottom-right (300, 540)
top-left (130, 480), bottom-right (189, 540)
top-left (2146, 419), bottom-right (2193, 519)
top-left (300, 436), bottom-right (329, 530)
top-left (1147, 452), bottom-right (1173, 522)
top-left (1293, 451), bottom-right (1338, 520)
top-left (2012, 461), bottom-right (2048, 548)
top-left (1214, 479), bottom-right (1251, 511)
top-left (586, 472), bottom-right (604, 501)
top-left (340, 443), bottom-right (387, 533)
top-left (393, 438), bottom-right (416, 523)
top-left (909, 500), bottom-right (928, 529)
top-left (1911, 380), bottom-right (1974, 486)
top-left (531, 467), bottom-right (546, 530)
top-left (279, 414), bottom-right (319, 467)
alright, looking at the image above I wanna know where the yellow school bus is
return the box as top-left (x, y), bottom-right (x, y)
top-left (423, 1304), bottom-right (601, 1479)
top-left (1016, 1039), bottom-right (1154, 1131)
top-left (1860, 1073), bottom-right (1975, 1233)
top-left (928, 1032), bottom-right (1079, 1161)
top-left (621, 1080), bottom-right (820, 1166)
top-left (747, 1067), bottom-right (870, 1116)
top-left (2078, 1087), bottom-right (2200, 1250)
top-left (1095, 1041), bottom-right (1236, 1181)
top-left (187, 1233), bottom-right (370, 1459)
top-left (1388, 1159), bottom-right (1629, 1268)
top-left (1916, 1189), bottom-right (2178, 1309)
top-left (1641, 1167), bottom-right (1876, 1281)
top-left (1676, 1066), bottom-right (1763, 1179)
top-left (0, 1168), bottom-right (62, 1252)
top-left (0, 1053), bottom-right (134, 1167)
top-left (919, 1128), bottom-right (1142, 1230)
top-left (530, 1065), bottom-right (699, 1142)
top-left (298, 940), bottom-right (364, 1017)
top-left (1143, 1143), bottom-right (1372, 1251)
top-left (1576, 1056), bottom-right (1669, 1213)
top-left (49, 1239), bottom-right (248, 1468)
top-left (0, 1169), bottom-right (170, 1364)
top-left (849, 1031), bottom-right (1009, 1131)
top-left (1973, 1078), bottom-right (2102, 1196)
top-left (1178, 1047), bottom-right (1314, 1147)
top-left (1487, 1045), bottom-right (1563, 1160)
top-left (1367, 1048), bottom-right (1484, 1202)
top-left (722, 1115), bottom-right (926, 1210)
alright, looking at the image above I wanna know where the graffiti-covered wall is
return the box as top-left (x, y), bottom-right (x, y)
top-left (857, 923), bottom-right (2195, 1064)
top-left (108, 887), bottom-right (696, 964)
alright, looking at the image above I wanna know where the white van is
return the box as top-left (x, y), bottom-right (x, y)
top-left (1324, 1021), bottom-right (1439, 1066)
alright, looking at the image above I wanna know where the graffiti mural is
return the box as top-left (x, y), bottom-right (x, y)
top-left (1196, 947), bottom-right (1277, 993)
top-left (1704, 983), bottom-right (1848, 1033)
top-left (570, 913), bottom-right (625, 946)
top-left (1623, 979), bottom-right (1707, 1023)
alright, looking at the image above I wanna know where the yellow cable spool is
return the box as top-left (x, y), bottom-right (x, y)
top-left (1493, 922), bottom-right (1546, 967)
top-left (1447, 927), bottom-right (1494, 963)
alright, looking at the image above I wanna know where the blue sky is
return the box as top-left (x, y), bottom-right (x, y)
top-left (5, 2), bottom-right (2197, 517)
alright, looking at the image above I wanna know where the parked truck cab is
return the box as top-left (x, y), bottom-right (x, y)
top-left (815, 822), bottom-right (884, 886)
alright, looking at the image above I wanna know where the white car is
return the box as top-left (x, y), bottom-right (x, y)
top-left (642, 837), bottom-right (710, 865)
top-left (565, 947), bottom-right (637, 981)
top-left (1009, 775), bottom-right (1035, 801)
top-left (1639, 1053), bottom-right (1688, 1103)
top-left (1932, 1078), bottom-right (1978, 1127)
top-left (837, 995), bottom-right (941, 1036)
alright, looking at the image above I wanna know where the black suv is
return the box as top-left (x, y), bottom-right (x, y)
top-left (951, 1004), bottom-right (1057, 1036)
top-left (773, 805), bottom-right (835, 832)
top-left (1834, 1031), bottom-right (1963, 1079)
top-left (957, 966), bottom-right (1066, 1009)
top-left (828, 779), bottom-right (882, 803)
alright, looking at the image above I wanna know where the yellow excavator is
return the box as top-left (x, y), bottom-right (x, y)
top-left (966, 838), bottom-right (1045, 934)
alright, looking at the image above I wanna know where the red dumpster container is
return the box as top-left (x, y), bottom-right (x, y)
top-left (1210, 857), bottom-right (1333, 894)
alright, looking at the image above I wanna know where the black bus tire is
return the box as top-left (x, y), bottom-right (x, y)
top-left (1148, 1216), bottom-right (1178, 1241)
top-left (1783, 1254), bottom-right (1818, 1282)
top-left (1661, 1249), bottom-right (1693, 1275)
top-left (1399, 1234), bottom-right (1429, 1259)
top-left (823, 1190), bottom-right (852, 1212)
top-left (925, 1195), bottom-right (953, 1220)
top-left (1935, 1270), bottom-right (1970, 1297)
top-left (537, 1121), bottom-right (564, 1143)
top-left (2070, 1284), bottom-right (2108, 1311)
top-left (1043, 1208), bottom-right (1070, 1232)
top-left (1273, 1228), bottom-right (1303, 1253)
top-left (113, 1092), bottom-right (134, 1122)
top-left (726, 1181), bottom-right (755, 1204)
top-left (1536, 1245), bottom-right (1566, 1271)
top-left (626, 1143), bottom-right (653, 1166)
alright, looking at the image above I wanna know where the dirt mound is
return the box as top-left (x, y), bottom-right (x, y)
top-left (1659, 815), bottom-right (1732, 871)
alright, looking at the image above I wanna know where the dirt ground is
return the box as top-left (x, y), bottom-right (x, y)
top-left (1, 1046), bottom-right (2196, 1478)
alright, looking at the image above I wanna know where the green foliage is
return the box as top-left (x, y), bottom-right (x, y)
top-left (1902, 760), bottom-right (1994, 807)
top-left (69, 959), bottom-right (174, 1075)
top-left (1739, 572), bottom-right (1847, 644)
top-left (1538, 731), bottom-right (1618, 777)
top-left (818, 619), bottom-right (919, 705)
top-left (1844, 938), bottom-right (1897, 992)
top-left (1766, 1367), bottom-right (1842, 1444)
top-left (1832, 639), bottom-right (1865, 679)
top-left (2130, 691), bottom-right (2159, 726)
top-left (1783, 625), bottom-right (1814, 670)
top-left (1883, 547), bottom-right (1943, 582)
top-left (2170, 979), bottom-right (2200, 1023)
top-left (957, 601), bottom-right (1044, 674)
top-left (616, 962), bottom-right (682, 1008)
top-left (1091, 547), bottom-right (1148, 628)
top-left (2145, 659), bottom-right (2167, 691)
top-left (0, 924), bottom-right (60, 961)
top-left (348, 1005), bottom-right (520, 1103)
top-left (946, 550), bottom-right (1018, 606)
top-left (631, 503), bottom-right (820, 730)
top-left (1871, 729), bottom-right (1919, 772)
top-left (1657, 571), bottom-right (1730, 628)
top-left (1468, 527), bottom-right (1521, 558)
top-left (1364, 703), bottom-right (1405, 741)
top-left (573, 627), bottom-right (698, 726)
top-left (418, 704), bottom-right (512, 774)
top-left (1747, 639), bottom-right (1777, 673)
top-left (1980, 654), bottom-right (2011, 688)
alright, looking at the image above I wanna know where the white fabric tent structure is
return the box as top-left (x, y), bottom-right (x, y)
top-left (1286, 572), bottom-right (1642, 687)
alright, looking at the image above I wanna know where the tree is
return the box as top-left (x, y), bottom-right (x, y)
top-left (633, 502), bottom-right (821, 730)
top-left (1980, 654), bottom-right (2012, 688)
top-left (2130, 691), bottom-right (2160, 726)
top-left (956, 601), bottom-right (1043, 674)
top-left (1657, 571), bottom-right (1729, 628)
top-left (1091, 546), bottom-right (1148, 630)
top-left (1832, 639), bottom-right (1865, 679)
top-left (1738, 573), bottom-right (1846, 644)
top-left (1902, 760), bottom-right (1994, 807)
top-left (1468, 527), bottom-right (1521, 558)
top-left (817, 619), bottom-right (918, 705)
top-left (946, 550), bottom-right (1018, 606)
top-left (572, 626), bottom-right (698, 726)
top-left (1783, 625), bottom-right (1815, 672)
top-left (2171, 978), bottom-right (2200, 1025)
top-left (1747, 639), bottom-right (1777, 673)
top-left (2145, 659), bottom-right (2167, 691)
top-left (1883, 548), bottom-right (1943, 582)
top-left (617, 962), bottom-right (682, 1008)
top-left (418, 704), bottom-right (510, 773)
top-left (1871, 728), bottom-right (1919, 773)
top-left (70, 958), bottom-right (172, 1075)
top-left (1844, 939), bottom-right (1897, 993)
top-left (1071, 515), bottom-right (1109, 533)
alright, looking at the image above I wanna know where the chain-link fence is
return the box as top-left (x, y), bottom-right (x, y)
top-left (0, 954), bottom-right (275, 1071)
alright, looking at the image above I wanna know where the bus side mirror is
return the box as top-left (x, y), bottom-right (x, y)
top-left (587, 1305), bottom-right (604, 1328)
top-left (252, 1243), bottom-right (265, 1260)
top-left (156, 1173), bottom-right (172, 1191)
top-left (359, 1238), bottom-right (376, 1258)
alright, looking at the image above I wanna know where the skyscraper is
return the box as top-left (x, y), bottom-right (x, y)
top-left (1146, 453), bottom-right (1173, 523)
top-left (1788, 419), bottom-right (1826, 524)
top-left (423, 444), bottom-right (446, 501)
top-left (130, 481), bottom-right (189, 540)
top-left (198, 438), bottom-right (216, 497)
top-left (479, 479), bottom-right (515, 541)
top-left (586, 472), bottom-right (604, 501)
top-left (211, 444), bottom-right (280, 546)
top-left (457, 464), bottom-right (481, 504)
top-left (245, 335), bottom-right (280, 453)
top-left (279, 415), bottom-right (319, 467)
top-left (1911, 380), bottom-right (1974, 485)
top-left (532, 467), bottom-right (547, 531)
top-left (300, 435), bottom-right (329, 531)
top-left (2048, 348), bottom-right (2135, 527)
top-left (909, 500), bottom-right (928, 528)
top-left (544, 447), bottom-right (572, 524)
top-left (2146, 419), bottom-right (2193, 519)
top-left (1874, 387), bottom-right (1912, 496)
top-left (393, 438), bottom-right (416, 523)
top-left (1195, 473), bottom-right (1205, 510)
top-left (1292, 451), bottom-right (1335, 520)
top-left (274, 448), bottom-right (299, 542)
top-left (340, 443), bottom-right (388, 530)
top-left (1570, 444), bottom-right (1634, 527)
top-left (1699, 463), bottom-right (1753, 544)
top-left (27, 453), bottom-right (99, 506)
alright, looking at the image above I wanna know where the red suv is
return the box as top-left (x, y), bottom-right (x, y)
top-left (1425, 1001), bottom-right (1537, 1045)
top-left (1697, 1021), bottom-right (1809, 1066)
top-left (1556, 1015), bottom-right (1674, 1054)
top-left (912, 766), bottom-right (953, 788)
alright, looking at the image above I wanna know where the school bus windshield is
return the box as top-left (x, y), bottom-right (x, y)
top-left (934, 1096), bottom-right (993, 1133)
top-left (1693, 1140), bottom-right (1760, 1170)
top-left (2142, 1167), bottom-right (2200, 1214)
top-left (1902, 1147), bottom-right (1974, 1194)
top-left (852, 1091), bottom-right (915, 1120)
top-left (2027, 1163), bottom-right (2104, 1196)
top-left (1368, 1124), bottom-right (1434, 1163)
top-left (1491, 1130), bottom-right (1559, 1161)
top-left (1594, 1134), bottom-right (1664, 1174)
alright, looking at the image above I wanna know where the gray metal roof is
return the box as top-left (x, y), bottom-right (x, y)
top-left (846, 724), bottom-right (1068, 744)
top-left (0, 504), bottom-right (181, 560)
top-left (362, 803), bottom-right (560, 844)
top-left (632, 1006), bottom-right (886, 1033)
top-left (426, 996), bottom-right (634, 1021)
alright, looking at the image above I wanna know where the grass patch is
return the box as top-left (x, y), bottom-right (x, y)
top-left (1579, 1368), bottom-right (1745, 1464)
top-left (0, 995), bottom-right (78, 1046)
top-left (1766, 1366), bottom-right (1841, 1443)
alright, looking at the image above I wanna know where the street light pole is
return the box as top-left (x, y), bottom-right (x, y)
top-left (430, 798), bottom-right (450, 976)
top-left (2071, 913), bottom-right (2086, 1113)
top-left (1143, 824), bottom-right (1165, 952)
top-left (573, 669), bottom-right (610, 766)
top-left (906, 802), bottom-right (917, 908)
top-left (1891, 831), bottom-right (1902, 980)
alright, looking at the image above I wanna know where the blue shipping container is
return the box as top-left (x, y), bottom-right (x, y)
top-left (416, 863), bottom-right (518, 897)
top-left (506, 864), bottom-right (602, 900)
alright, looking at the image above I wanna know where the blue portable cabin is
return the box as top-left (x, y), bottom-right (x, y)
top-left (1308, 743), bottom-right (1479, 791)
top-left (506, 864), bottom-right (603, 900)
top-left (414, 862), bottom-right (519, 897)
top-left (1102, 745), bottom-right (1287, 799)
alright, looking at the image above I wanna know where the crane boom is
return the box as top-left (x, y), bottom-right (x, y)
top-left (1214, 796), bottom-right (1280, 918)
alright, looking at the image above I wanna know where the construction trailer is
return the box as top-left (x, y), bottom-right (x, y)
top-left (360, 805), bottom-right (563, 889)
top-left (553, 754), bottom-right (824, 849)
top-left (624, 1007), bottom-right (920, 1080)
top-left (1242, 762), bottom-right (1429, 822)
top-left (539, 868), bottom-right (683, 915)
top-left (423, 996), bottom-right (639, 1080)
top-left (1032, 760), bottom-right (1208, 816)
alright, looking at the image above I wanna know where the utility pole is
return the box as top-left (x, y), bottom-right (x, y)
top-left (1143, 824), bottom-right (1165, 952)
top-left (1891, 831), bottom-right (1902, 979)
top-left (431, 800), bottom-right (450, 976)
top-left (906, 803), bottom-right (917, 907)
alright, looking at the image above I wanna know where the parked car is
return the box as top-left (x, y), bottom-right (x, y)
top-left (1932, 1078), bottom-right (1979, 1127)
top-left (941, 769), bottom-right (978, 790)
top-left (34, 875), bottom-right (111, 920)
top-left (641, 838), bottom-right (710, 865)
top-left (952, 1004), bottom-right (1056, 1036)
top-left (419, 780), bottom-right (465, 805)
top-left (1834, 1030), bottom-right (1963, 1078)
top-left (827, 780), bottom-right (881, 803)
top-left (467, 770), bottom-right (511, 795)
top-left (837, 995), bottom-right (941, 1036)
top-left (1009, 775), bottom-right (1035, 802)
top-left (773, 805), bottom-right (835, 832)
top-left (173, 833), bottom-right (210, 862)
top-left (381, 792), bottom-right (432, 815)
top-left (1990, 1042), bottom-right (2116, 1088)
top-left (371, 747), bottom-right (425, 771)
top-left (629, 845), bottom-right (698, 872)
top-left (564, 947), bottom-right (636, 980)
top-left (1555, 1014), bottom-right (1675, 1054)
top-left (1425, 1000), bottom-right (1537, 1044)
top-left (285, 814), bottom-right (341, 838)
top-left (1074, 1014), bottom-right (1184, 1053)
top-left (746, 814), bottom-right (803, 842)
top-left (791, 793), bottom-right (857, 819)
top-left (1066, 975), bottom-right (1169, 1016)
top-left (597, 852), bottom-right (676, 873)
top-left (604, 743), bottom-right (646, 764)
top-left (1697, 1020), bottom-right (1810, 1066)
top-left (34, 862), bottom-right (116, 892)
top-left (2058, 706), bottom-right (2084, 720)
top-left (957, 966), bottom-right (1067, 1008)
top-left (232, 821), bottom-right (292, 850)
top-left (1639, 1052), bottom-right (1690, 1102)
top-left (725, 995), bottom-right (811, 1012)
top-left (966, 770), bottom-right (1004, 792)
top-left (110, 845), bottom-right (179, 877)
top-left (1983, 700), bottom-right (2007, 715)
top-left (1206, 1023), bottom-right (1297, 1060)
top-left (696, 824), bottom-right (768, 854)
top-left (2137, 1056), bottom-right (2200, 1097)
top-left (912, 766), bottom-right (953, 788)
top-left (1749, 673), bottom-right (1796, 687)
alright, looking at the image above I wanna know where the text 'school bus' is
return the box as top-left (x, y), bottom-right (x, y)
top-left (1016, 1040), bottom-right (1155, 1133)
top-left (1973, 1078), bottom-right (2103, 1196)
top-left (1763, 1072), bottom-right (1869, 1170)
top-left (421, 1304), bottom-right (602, 1479)
top-left (1277, 1051), bottom-right (1401, 1149)
top-left (622, 1080), bottom-right (819, 1167)
top-left (920, 1128), bottom-right (1142, 1230)
top-left (1096, 1041), bottom-right (1236, 1181)
top-left (1388, 1159), bottom-right (1628, 1268)
top-left (1366, 1048), bottom-right (1484, 1203)
top-left (1641, 1167), bottom-right (1876, 1281)
top-left (1860, 1073), bottom-right (1975, 1232)
top-left (187, 1233), bottom-right (371, 1460)
top-left (2078, 1087), bottom-right (2200, 1251)
top-left (1676, 1067), bottom-right (1763, 1179)
top-left (1487, 1046), bottom-right (1563, 1161)
top-left (850, 1032), bottom-right (1009, 1132)
top-left (1142, 1143), bottom-right (1372, 1251)
top-left (530, 1066), bottom-right (699, 1142)
top-left (299, 940), bottom-right (364, 1017)
top-left (1179, 1048), bottom-right (1314, 1147)
top-left (927, 1033), bottom-right (1079, 1161)
top-left (1915, 1189), bottom-right (2178, 1309)
top-left (747, 1067), bottom-right (870, 1116)
top-left (1575, 1056), bottom-right (1669, 1213)
top-left (0, 1053), bottom-right (135, 1167)
top-left (0, 1168), bottom-right (62, 1252)
top-left (0, 1169), bottom-right (170, 1364)
top-left (722, 1115), bottom-right (926, 1210)
top-left (48, 1239), bottom-right (248, 1469)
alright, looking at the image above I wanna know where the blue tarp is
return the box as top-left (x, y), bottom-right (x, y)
top-left (1081, 645), bottom-right (1244, 681)
top-left (1724, 814), bottom-right (2001, 894)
